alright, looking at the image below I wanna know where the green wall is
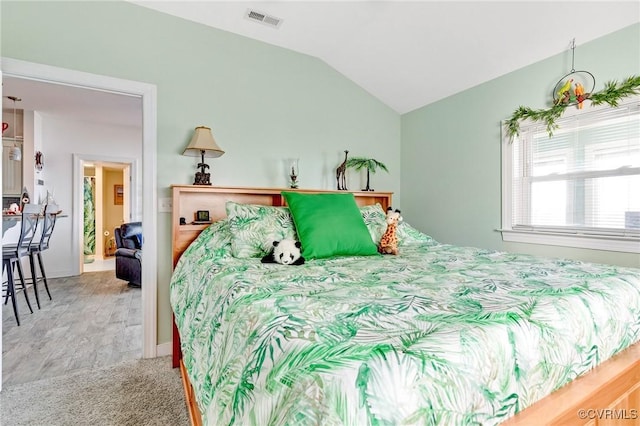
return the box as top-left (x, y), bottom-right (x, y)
top-left (1, 1), bottom-right (401, 345)
top-left (401, 23), bottom-right (640, 268)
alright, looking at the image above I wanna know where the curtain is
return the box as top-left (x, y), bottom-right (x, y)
top-left (83, 176), bottom-right (96, 258)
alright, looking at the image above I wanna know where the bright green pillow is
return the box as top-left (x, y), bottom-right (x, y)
top-left (282, 192), bottom-right (379, 259)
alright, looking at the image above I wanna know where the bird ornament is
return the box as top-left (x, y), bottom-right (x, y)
top-left (555, 78), bottom-right (573, 105)
top-left (574, 82), bottom-right (586, 109)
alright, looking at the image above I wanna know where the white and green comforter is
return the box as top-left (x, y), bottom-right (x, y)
top-left (170, 220), bottom-right (640, 425)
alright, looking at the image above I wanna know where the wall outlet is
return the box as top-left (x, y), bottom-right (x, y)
top-left (158, 197), bottom-right (172, 213)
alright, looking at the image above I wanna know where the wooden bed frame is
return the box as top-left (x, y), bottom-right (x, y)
top-left (170, 184), bottom-right (640, 426)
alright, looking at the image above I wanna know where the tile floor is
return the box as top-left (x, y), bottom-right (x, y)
top-left (83, 255), bottom-right (116, 273)
top-left (2, 270), bottom-right (141, 387)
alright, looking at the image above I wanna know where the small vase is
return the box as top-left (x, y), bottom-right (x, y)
top-left (289, 159), bottom-right (299, 189)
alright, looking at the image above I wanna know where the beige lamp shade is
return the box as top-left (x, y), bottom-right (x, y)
top-left (183, 126), bottom-right (225, 158)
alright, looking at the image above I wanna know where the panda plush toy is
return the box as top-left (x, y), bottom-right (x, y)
top-left (261, 239), bottom-right (305, 265)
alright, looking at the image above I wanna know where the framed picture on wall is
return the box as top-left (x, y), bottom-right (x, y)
top-left (114, 184), bottom-right (124, 205)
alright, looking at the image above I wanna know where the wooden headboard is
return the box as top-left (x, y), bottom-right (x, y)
top-left (171, 185), bottom-right (392, 267)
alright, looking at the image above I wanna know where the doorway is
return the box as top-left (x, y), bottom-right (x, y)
top-left (82, 160), bottom-right (132, 273)
top-left (1, 58), bottom-right (158, 391)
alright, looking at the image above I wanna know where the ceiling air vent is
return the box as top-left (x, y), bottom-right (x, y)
top-left (245, 9), bottom-right (283, 29)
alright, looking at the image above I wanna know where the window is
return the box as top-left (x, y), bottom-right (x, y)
top-left (501, 97), bottom-right (640, 253)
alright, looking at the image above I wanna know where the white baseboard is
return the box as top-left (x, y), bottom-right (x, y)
top-left (156, 341), bottom-right (172, 357)
top-left (48, 269), bottom-right (75, 279)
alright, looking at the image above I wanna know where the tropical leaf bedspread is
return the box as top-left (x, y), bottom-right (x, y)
top-left (170, 220), bottom-right (640, 426)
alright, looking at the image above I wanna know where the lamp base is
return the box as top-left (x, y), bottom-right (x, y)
top-left (193, 171), bottom-right (211, 185)
top-left (194, 152), bottom-right (212, 185)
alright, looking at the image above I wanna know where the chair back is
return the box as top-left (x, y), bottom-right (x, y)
top-left (17, 204), bottom-right (42, 257)
top-left (37, 204), bottom-right (59, 251)
top-left (115, 222), bottom-right (143, 250)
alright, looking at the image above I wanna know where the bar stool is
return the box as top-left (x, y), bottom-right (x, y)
top-left (28, 203), bottom-right (59, 305)
top-left (3, 204), bottom-right (41, 326)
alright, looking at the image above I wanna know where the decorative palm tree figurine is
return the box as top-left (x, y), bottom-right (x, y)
top-left (345, 157), bottom-right (388, 191)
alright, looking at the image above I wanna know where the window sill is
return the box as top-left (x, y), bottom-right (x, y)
top-left (498, 229), bottom-right (640, 253)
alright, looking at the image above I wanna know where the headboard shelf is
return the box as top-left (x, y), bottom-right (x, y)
top-left (171, 185), bottom-right (392, 267)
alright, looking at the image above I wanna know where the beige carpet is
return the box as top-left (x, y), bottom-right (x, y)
top-left (0, 356), bottom-right (189, 426)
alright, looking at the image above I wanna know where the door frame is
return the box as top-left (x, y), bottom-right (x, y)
top-left (1, 58), bottom-right (158, 363)
top-left (75, 155), bottom-right (138, 270)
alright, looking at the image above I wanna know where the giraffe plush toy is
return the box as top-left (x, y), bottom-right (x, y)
top-left (378, 207), bottom-right (402, 255)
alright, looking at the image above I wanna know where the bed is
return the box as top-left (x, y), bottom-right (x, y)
top-left (170, 185), bottom-right (640, 425)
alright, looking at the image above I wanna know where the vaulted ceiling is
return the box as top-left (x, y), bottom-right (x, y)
top-left (131, 1), bottom-right (640, 113)
top-left (2, 2), bottom-right (638, 123)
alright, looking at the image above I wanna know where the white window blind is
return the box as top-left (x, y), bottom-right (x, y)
top-left (505, 97), bottom-right (640, 249)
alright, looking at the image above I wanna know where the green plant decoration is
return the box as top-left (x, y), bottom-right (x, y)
top-left (345, 157), bottom-right (388, 191)
top-left (506, 75), bottom-right (640, 139)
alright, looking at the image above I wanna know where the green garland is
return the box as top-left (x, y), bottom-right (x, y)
top-left (505, 75), bottom-right (640, 139)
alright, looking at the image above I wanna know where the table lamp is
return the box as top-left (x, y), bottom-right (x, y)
top-left (182, 126), bottom-right (225, 185)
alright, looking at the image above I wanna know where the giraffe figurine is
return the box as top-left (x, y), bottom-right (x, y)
top-left (336, 150), bottom-right (349, 190)
top-left (378, 207), bottom-right (402, 255)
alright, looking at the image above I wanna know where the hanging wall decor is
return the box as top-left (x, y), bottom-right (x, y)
top-left (35, 151), bottom-right (44, 171)
top-left (114, 184), bottom-right (124, 205)
top-left (505, 39), bottom-right (640, 139)
top-left (551, 39), bottom-right (595, 108)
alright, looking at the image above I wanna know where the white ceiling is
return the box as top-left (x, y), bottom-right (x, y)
top-left (131, 1), bottom-right (640, 113)
top-left (2, 1), bottom-right (638, 125)
top-left (2, 77), bottom-right (142, 128)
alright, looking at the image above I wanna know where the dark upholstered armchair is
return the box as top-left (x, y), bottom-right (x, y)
top-left (114, 222), bottom-right (142, 287)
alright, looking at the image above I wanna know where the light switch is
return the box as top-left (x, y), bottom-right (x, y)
top-left (158, 197), bottom-right (172, 213)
